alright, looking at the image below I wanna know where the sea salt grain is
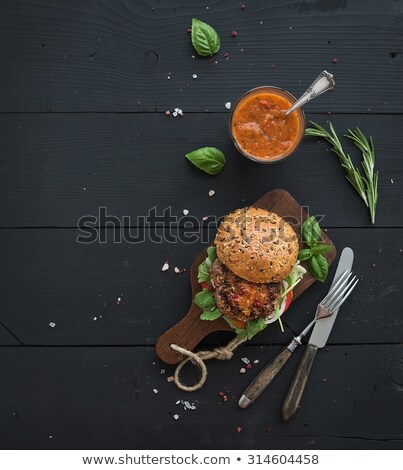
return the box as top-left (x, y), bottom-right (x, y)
top-left (225, 102), bottom-right (231, 110)
top-left (153, 389), bottom-right (158, 394)
top-left (161, 262), bottom-right (169, 272)
top-left (240, 368), bottom-right (246, 374)
top-left (208, 189), bottom-right (215, 197)
top-left (174, 267), bottom-right (181, 274)
top-left (49, 322), bottom-right (56, 328)
top-left (183, 209), bottom-right (189, 215)
top-left (192, 74), bottom-right (198, 79)
top-left (173, 414), bottom-right (180, 420)
top-left (241, 357), bottom-right (250, 364)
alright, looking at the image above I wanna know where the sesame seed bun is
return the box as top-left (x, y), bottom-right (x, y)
top-left (214, 207), bottom-right (299, 283)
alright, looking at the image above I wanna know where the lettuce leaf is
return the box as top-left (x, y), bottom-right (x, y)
top-left (194, 289), bottom-right (216, 309)
top-left (200, 307), bottom-right (222, 321)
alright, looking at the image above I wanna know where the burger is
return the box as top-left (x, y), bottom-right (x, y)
top-left (195, 207), bottom-right (306, 339)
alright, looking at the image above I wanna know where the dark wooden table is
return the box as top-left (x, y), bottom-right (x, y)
top-left (0, 0), bottom-right (402, 450)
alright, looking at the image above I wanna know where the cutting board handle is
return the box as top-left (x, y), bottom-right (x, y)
top-left (156, 303), bottom-right (231, 364)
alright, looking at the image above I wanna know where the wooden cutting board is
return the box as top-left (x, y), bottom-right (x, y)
top-left (156, 189), bottom-right (337, 364)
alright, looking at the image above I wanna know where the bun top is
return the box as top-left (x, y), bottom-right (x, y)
top-left (214, 207), bottom-right (299, 283)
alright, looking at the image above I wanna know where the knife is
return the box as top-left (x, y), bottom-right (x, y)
top-left (281, 247), bottom-right (354, 421)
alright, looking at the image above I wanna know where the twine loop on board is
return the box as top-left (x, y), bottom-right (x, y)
top-left (170, 336), bottom-right (248, 392)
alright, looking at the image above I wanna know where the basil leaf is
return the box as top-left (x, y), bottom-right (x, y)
top-left (310, 244), bottom-right (332, 256)
top-left (207, 246), bottom-right (217, 263)
top-left (185, 147), bottom-right (226, 175)
top-left (197, 261), bottom-right (210, 283)
top-left (298, 248), bottom-right (313, 261)
top-left (191, 18), bottom-right (220, 57)
top-left (246, 318), bottom-right (267, 340)
top-left (200, 307), bottom-right (222, 321)
top-left (302, 216), bottom-right (321, 247)
top-left (308, 254), bottom-right (329, 282)
top-left (194, 289), bottom-right (216, 309)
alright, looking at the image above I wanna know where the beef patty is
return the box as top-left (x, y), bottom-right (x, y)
top-left (210, 258), bottom-right (282, 323)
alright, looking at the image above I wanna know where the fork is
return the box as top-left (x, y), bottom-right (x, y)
top-left (239, 270), bottom-right (358, 408)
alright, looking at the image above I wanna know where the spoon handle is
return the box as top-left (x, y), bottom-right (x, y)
top-left (285, 70), bottom-right (335, 116)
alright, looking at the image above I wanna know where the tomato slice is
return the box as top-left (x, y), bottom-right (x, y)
top-left (283, 289), bottom-right (293, 312)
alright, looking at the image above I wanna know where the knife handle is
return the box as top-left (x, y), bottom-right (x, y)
top-left (282, 344), bottom-right (318, 421)
top-left (239, 347), bottom-right (293, 408)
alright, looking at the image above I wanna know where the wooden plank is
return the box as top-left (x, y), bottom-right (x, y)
top-left (0, 0), bottom-right (402, 112)
top-left (0, 113), bottom-right (401, 228)
top-left (0, 323), bottom-right (21, 345)
top-left (0, 227), bottom-right (401, 345)
top-left (0, 345), bottom-right (402, 449)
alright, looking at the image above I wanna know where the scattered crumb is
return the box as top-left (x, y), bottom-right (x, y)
top-left (225, 102), bottom-right (231, 110)
top-left (247, 363), bottom-right (252, 369)
top-left (173, 414), bottom-right (180, 420)
top-left (208, 189), bottom-right (215, 197)
top-left (332, 57), bottom-right (338, 64)
top-left (175, 399), bottom-right (197, 410)
top-left (49, 322), bottom-right (56, 328)
top-left (240, 4), bottom-right (246, 10)
top-left (372, 263), bottom-right (376, 267)
top-left (183, 209), bottom-right (189, 215)
top-left (160, 369), bottom-right (165, 374)
top-left (240, 367), bottom-right (246, 374)
top-left (172, 108), bottom-right (183, 117)
top-left (93, 316), bottom-right (97, 321)
top-left (236, 426), bottom-right (242, 433)
top-left (202, 216), bottom-right (208, 221)
top-left (153, 389), bottom-right (158, 394)
top-left (161, 262), bottom-right (169, 272)
top-left (167, 376), bottom-right (175, 382)
top-left (174, 267), bottom-right (186, 275)
top-left (253, 359), bottom-right (259, 364)
top-left (241, 357), bottom-right (250, 364)
top-left (231, 31), bottom-right (238, 37)
top-left (192, 74), bottom-right (197, 79)
top-left (391, 178), bottom-right (394, 184)
top-left (165, 110), bottom-right (171, 116)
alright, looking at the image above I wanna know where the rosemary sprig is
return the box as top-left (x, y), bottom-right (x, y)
top-left (345, 128), bottom-right (378, 225)
top-left (305, 121), bottom-right (379, 224)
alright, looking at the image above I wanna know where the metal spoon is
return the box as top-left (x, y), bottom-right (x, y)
top-left (285, 70), bottom-right (335, 116)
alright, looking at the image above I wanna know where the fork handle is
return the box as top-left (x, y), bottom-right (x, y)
top-left (239, 347), bottom-right (293, 408)
top-left (282, 344), bottom-right (318, 421)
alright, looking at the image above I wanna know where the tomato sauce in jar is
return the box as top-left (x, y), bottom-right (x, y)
top-left (230, 87), bottom-right (305, 162)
